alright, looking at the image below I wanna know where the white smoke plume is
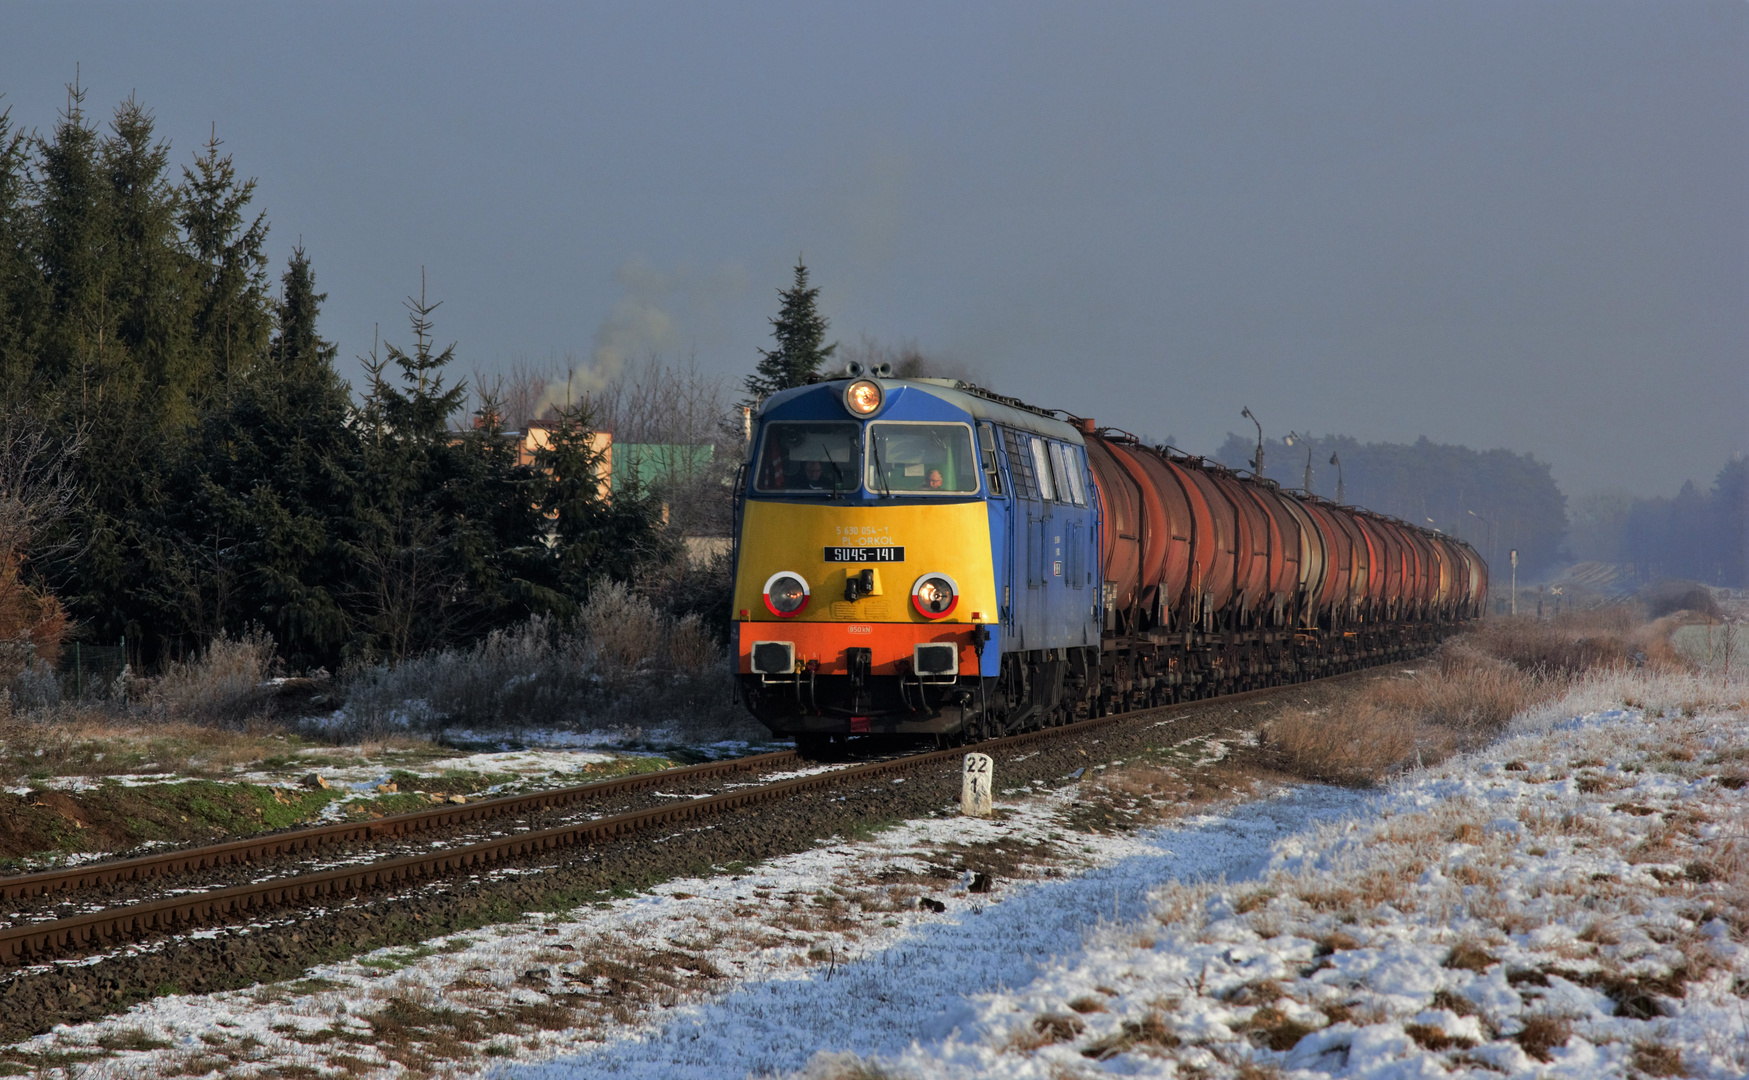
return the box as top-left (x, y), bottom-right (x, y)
top-left (534, 259), bottom-right (747, 420)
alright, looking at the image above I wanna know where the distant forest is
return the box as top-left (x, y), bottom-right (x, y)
top-left (1212, 433), bottom-right (1567, 575)
top-left (1213, 433), bottom-right (1747, 588)
top-left (1568, 461), bottom-right (1747, 587)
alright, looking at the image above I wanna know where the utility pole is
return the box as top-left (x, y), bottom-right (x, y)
top-left (1467, 509), bottom-right (1497, 568)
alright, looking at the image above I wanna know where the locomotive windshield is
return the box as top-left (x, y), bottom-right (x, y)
top-left (866, 422), bottom-right (978, 494)
top-left (753, 422), bottom-right (862, 495)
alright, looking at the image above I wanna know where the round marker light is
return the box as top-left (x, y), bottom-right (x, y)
top-left (762, 571), bottom-right (810, 617)
top-left (911, 573), bottom-right (959, 619)
top-left (844, 379), bottom-right (883, 416)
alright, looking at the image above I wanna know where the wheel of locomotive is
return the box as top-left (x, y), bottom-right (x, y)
top-left (795, 733), bottom-right (830, 760)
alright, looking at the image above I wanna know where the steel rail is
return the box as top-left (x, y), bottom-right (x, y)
top-left (0, 658), bottom-right (1404, 968)
top-left (0, 749), bottom-right (800, 902)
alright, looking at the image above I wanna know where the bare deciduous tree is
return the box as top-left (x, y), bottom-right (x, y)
top-left (466, 357), bottom-right (557, 432)
top-left (0, 409), bottom-right (83, 675)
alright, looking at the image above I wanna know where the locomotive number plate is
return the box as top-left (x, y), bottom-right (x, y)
top-left (824, 546), bottom-right (906, 562)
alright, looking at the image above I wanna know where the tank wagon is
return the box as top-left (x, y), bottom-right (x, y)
top-left (731, 368), bottom-right (1487, 748)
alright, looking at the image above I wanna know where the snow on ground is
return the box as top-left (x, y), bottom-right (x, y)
top-left (237, 748), bottom-right (622, 789)
top-left (439, 728), bottom-right (790, 760)
top-left (11, 742), bottom-right (1286, 1078)
top-left (800, 670), bottom-right (1749, 1080)
top-left (7, 744), bottom-right (672, 808)
top-left (506, 786), bottom-right (1369, 1080)
top-left (8, 748), bottom-right (635, 795)
top-left (12, 669), bottom-right (1745, 1079)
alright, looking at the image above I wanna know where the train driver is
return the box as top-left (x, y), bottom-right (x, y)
top-left (798, 459), bottom-right (831, 490)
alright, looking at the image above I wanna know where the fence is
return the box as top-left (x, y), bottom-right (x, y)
top-left (57, 640), bottom-right (128, 699)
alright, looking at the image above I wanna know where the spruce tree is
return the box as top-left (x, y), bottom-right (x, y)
top-left (172, 248), bottom-right (356, 665)
top-left (533, 400), bottom-right (675, 603)
top-left (274, 245), bottom-right (338, 376)
top-left (33, 86), bottom-right (118, 409)
top-left (0, 108), bottom-right (43, 397)
top-left (344, 282), bottom-right (473, 660)
top-left (34, 92), bottom-right (198, 648)
top-left (742, 259), bottom-right (837, 404)
top-left (180, 129), bottom-right (271, 393)
top-left (442, 392), bottom-right (557, 632)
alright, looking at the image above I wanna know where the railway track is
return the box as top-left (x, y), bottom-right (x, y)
top-left (0, 748), bottom-right (802, 905)
top-left (0, 658), bottom-right (1405, 970)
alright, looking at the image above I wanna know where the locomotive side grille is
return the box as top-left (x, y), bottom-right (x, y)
top-left (1002, 428), bottom-right (1040, 500)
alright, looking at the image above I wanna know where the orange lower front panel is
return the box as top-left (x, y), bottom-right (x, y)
top-left (737, 620), bottom-right (977, 676)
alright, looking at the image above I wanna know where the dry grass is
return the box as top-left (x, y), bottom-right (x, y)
top-left (1512, 1014), bottom-right (1572, 1062)
top-left (1632, 1038), bottom-right (1689, 1077)
top-left (1443, 940), bottom-right (1499, 974)
top-left (1256, 607), bottom-right (1690, 785)
top-left (1237, 1005), bottom-right (1319, 1052)
top-left (1466, 606), bottom-right (1684, 675)
top-left (1005, 1012), bottom-right (1085, 1053)
top-left (1079, 1013), bottom-right (1179, 1060)
top-left (1255, 698), bottom-right (1424, 787)
top-left (0, 711), bottom-right (323, 784)
top-left (791, 1053), bottom-right (912, 1080)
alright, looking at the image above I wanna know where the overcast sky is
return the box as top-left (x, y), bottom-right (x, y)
top-left (6, 1), bottom-right (1744, 497)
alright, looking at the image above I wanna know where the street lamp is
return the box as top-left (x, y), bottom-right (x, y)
top-left (1240, 407), bottom-right (1264, 477)
top-left (1285, 432), bottom-right (1313, 493)
top-left (1327, 451), bottom-right (1344, 503)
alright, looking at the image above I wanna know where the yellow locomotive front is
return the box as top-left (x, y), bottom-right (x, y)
top-left (731, 374), bottom-right (1000, 745)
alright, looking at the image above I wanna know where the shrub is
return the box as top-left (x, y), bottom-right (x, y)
top-left (332, 595), bottom-right (750, 742)
top-left (141, 629), bottom-right (279, 727)
top-left (8, 657), bottom-right (60, 711)
top-left (1640, 579), bottom-right (1722, 621)
top-left (580, 581), bottom-right (664, 688)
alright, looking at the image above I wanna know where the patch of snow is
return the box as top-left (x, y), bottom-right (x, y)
top-left (14, 669), bottom-right (1744, 1080)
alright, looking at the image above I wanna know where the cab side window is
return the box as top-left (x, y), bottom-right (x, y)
top-left (978, 423), bottom-right (1005, 497)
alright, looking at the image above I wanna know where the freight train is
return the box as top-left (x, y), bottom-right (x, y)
top-left (730, 366), bottom-right (1487, 749)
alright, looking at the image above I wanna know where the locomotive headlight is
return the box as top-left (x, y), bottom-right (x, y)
top-left (910, 572), bottom-right (959, 618)
top-left (844, 379), bottom-right (883, 416)
top-left (762, 571), bottom-right (810, 617)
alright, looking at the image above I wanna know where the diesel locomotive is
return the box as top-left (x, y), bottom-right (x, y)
top-left (730, 366), bottom-right (1487, 749)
